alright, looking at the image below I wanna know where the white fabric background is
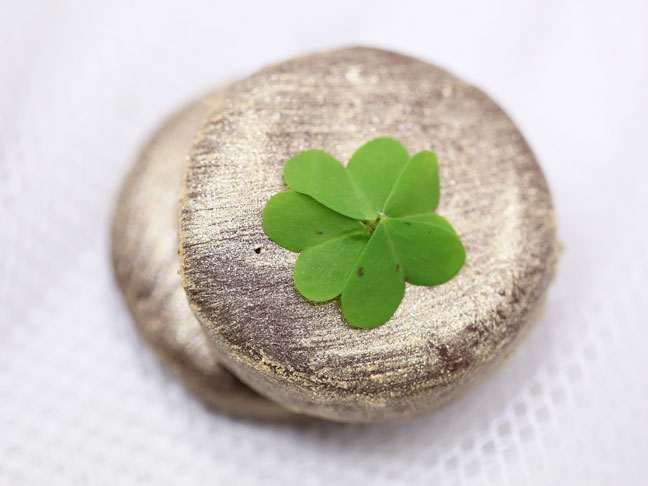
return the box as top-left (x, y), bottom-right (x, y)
top-left (1, 1), bottom-right (647, 484)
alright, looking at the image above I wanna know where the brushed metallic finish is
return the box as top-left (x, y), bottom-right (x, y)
top-left (178, 47), bottom-right (559, 423)
top-left (112, 91), bottom-right (299, 421)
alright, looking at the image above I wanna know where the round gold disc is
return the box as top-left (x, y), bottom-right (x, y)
top-left (179, 47), bottom-right (559, 423)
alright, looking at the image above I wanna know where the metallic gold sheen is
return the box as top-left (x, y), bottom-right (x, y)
top-left (111, 91), bottom-right (299, 421)
top-left (179, 47), bottom-right (559, 423)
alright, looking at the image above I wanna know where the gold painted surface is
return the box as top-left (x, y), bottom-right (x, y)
top-left (111, 91), bottom-right (299, 421)
top-left (179, 47), bottom-right (559, 422)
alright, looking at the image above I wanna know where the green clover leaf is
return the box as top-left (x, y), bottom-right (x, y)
top-left (262, 137), bottom-right (465, 328)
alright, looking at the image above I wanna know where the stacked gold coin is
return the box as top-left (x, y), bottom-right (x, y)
top-left (112, 47), bottom-right (558, 423)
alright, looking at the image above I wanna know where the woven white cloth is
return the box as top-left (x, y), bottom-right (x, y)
top-left (1, 1), bottom-right (647, 484)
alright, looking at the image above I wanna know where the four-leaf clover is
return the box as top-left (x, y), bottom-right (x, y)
top-left (262, 138), bottom-right (465, 328)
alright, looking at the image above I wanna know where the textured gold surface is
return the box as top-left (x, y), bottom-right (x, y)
top-left (179, 47), bottom-right (559, 422)
top-left (111, 91), bottom-right (299, 421)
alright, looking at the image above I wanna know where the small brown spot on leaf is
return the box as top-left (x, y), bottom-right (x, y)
top-left (395, 263), bottom-right (400, 272)
top-left (357, 267), bottom-right (364, 277)
top-left (405, 222), bottom-right (411, 225)
top-left (315, 230), bottom-right (323, 235)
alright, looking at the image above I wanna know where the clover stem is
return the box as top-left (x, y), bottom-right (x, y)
top-left (362, 213), bottom-right (386, 234)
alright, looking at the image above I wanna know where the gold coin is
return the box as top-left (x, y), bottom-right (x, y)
top-left (179, 47), bottom-right (559, 422)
